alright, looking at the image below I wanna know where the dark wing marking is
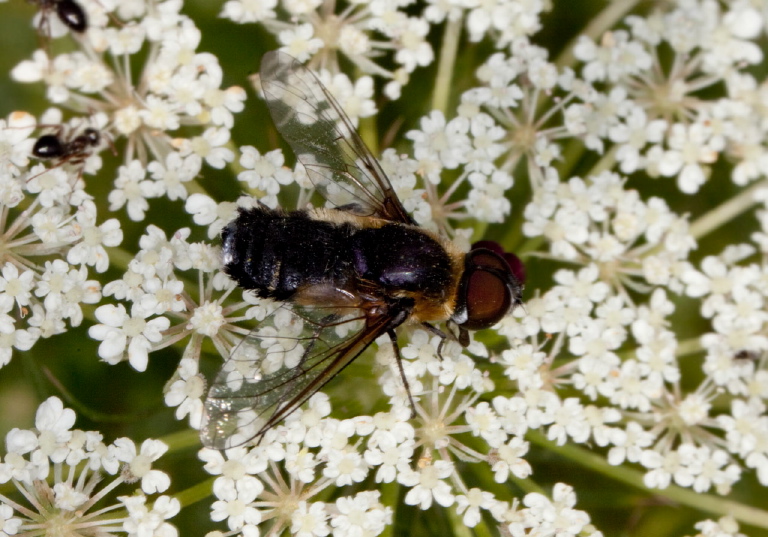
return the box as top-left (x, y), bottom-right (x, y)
top-left (260, 50), bottom-right (414, 224)
top-left (201, 303), bottom-right (396, 450)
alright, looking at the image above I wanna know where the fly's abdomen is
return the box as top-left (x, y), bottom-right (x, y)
top-left (222, 207), bottom-right (354, 301)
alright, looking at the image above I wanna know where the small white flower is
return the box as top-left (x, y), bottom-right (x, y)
top-left (657, 123), bottom-right (722, 194)
top-left (147, 151), bottom-right (202, 201)
top-left (210, 477), bottom-right (263, 530)
top-left (112, 438), bottom-right (171, 494)
top-left (0, 504), bottom-right (21, 536)
top-left (399, 460), bottom-right (455, 509)
top-left (180, 127), bottom-right (234, 169)
top-left (185, 194), bottom-right (239, 239)
top-left (121, 494), bottom-right (180, 537)
top-left (491, 437), bottom-right (532, 482)
top-left (455, 488), bottom-right (498, 527)
top-left (139, 95), bottom-right (180, 130)
top-left (68, 215), bottom-right (123, 273)
top-left (523, 484), bottom-right (590, 536)
top-left (88, 303), bottom-right (170, 371)
top-left (0, 263), bottom-right (36, 310)
top-left (407, 111), bottom-right (470, 184)
top-left (187, 301), bottom-right (225, 337)
top-left (284, 444), bottom-right (317, 483)
top-left (322, 447), bottom-right (368, 486)
top-left (291, 501), bottom-right (330, 537)
top-left (238, 147), bottom-right (294, 193)
top-left (331, 491), bottom-right (391, 537)
top-left (221, 0), bottom-right (278, 23)
top-left (279, 23), bottom-right (324, 62)
top-left (108, 160), bottom-right (160, 221)
top-left (164, 358), bottom-right (205, 426)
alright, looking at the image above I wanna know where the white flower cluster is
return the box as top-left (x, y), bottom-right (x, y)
top-left (87, 224), bottom-right (223, 378)
top-left (200, 360), bottom-right (595, 537)
top-left (0, 0), bottom-right (250, 371)
top-left (572, 1), bottom-right (765, 193)
top-left (0, 397), bottom-right (177, 536)
top-left (222, 0), bottom-right (546, 98)
top-left (11, 0), bottom-right (245, 221)
top-left (406, 109), bottom-right (515, 227)
top-left (522, 171), bottom-right (695, 286)
top-left (467, 0), bottom-right (768, 513)
top-left (0, 109), bottom-right (122, 364)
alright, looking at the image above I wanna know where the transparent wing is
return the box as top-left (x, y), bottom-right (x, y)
top-left (260, 50), bottom-right (414, 224)
top-left (201, 302), bottom-right (392, 450)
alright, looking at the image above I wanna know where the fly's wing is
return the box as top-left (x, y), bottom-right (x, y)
top-left (260, 50), bottom-right (414, 224)
top-left (201, 302), bottom-right (393, 450)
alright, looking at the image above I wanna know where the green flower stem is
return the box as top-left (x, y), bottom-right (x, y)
top-left (509, 234), bottom-right (545, 259)
top-left (554, 0), bottom-right (643, 71)
top-left (20, 342), bottom-right (49, 403)
top-left (165, 476), bottom-right (217, 510)
top-left (160, 428), bottom-right (202, 452)
top-left (526, 430), bottom-right (768, 529)
top-left (558, 138), bottom-right (589, 188)
top-left (40, 363), bottom-right (160, 423)
top-left (359, 115), bottom-right (379, 157)
top-left (432, 17), bottom-right (463, 115)
top-left (588, 144), bottom-right (619, 177)
top-left (509, 474), bottom-right (547, 496)
top-left (446, 507), bottom-right (474, 537)
top-left (688, 179), bottom-right (767, 241)
top-left (186, 176), bottom-right (211, 196)
top-left (156, 430), bottom-right (213, 510)
top-left (472, 221), bottom-right (489, 244)
top-left (378, 481), bottom-right (400, 537)
top-left (107, 245), bottom-right (135, 273)
top-left (675, 336), bottom-right (703, 359)
top-left (224, 138), bottom-right (246, 176)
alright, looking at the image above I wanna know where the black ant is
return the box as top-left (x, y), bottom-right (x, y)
top-left (33, 127), bottom-right (99, 161)
top-left (30, 125), bottom-right (104, 182)
top-left (29, 0), bottom-right (88, 38)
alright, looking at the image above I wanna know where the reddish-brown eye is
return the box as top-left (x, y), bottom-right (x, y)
top-left (472, 241), bottom-right (526, 283)
top-left (504, 252), bottom-right (525, 284)
top-left (464, 269), bottom-right (512, 329)
top-left (454, 248), bottom-right (523, 331)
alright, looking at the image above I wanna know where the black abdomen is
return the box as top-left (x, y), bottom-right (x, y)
top-left (222, 207), bottom-right (355, 301)
top-left (222, 207), bottom-right (453, 302)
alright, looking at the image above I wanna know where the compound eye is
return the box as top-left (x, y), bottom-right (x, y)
top-left (461, 249), bottom-right (516, 330)
top-left (465, 266), bottom-right (512, 329)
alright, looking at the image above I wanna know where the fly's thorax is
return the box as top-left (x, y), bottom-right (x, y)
top-left (346, 222), bottom-right (464, 323)
top-left (301, 207), bottom-right (468, 323)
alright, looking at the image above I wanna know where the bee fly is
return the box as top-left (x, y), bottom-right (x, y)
top-left (202, 51), bottom-right (524, 450)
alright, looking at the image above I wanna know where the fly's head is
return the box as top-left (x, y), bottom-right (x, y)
top-left (450, 241), bottom-right (525, 346)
